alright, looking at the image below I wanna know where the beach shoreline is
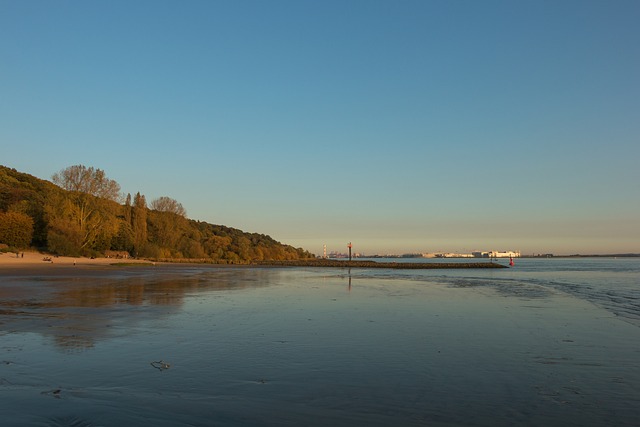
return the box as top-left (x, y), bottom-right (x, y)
top-left (0, 250), bottom-right (152, 268)
top-left (0, 251), bottom-right (507, 271)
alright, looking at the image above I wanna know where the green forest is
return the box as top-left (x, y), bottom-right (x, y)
top-left (0, 165), bottom-right (313, 263)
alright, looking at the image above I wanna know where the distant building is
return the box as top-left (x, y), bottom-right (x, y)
top-left (489, 250), bottom-right (521, 258)
top-left (472, 251), bottom-right (490, 258)
top-left (473, 251), bottom-right (520, 258)
top-left (434, 252), bottom-right (474, 258)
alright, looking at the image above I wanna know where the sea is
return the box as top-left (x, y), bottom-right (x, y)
top-left (0, 257), bottom-right (638, 426)
top-left (357, 257), bottom-right (640, 326)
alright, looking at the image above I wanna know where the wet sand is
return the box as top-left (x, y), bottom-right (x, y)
top-left (1, 264), bottom-right (639, 426)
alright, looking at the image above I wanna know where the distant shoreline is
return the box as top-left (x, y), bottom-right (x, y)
top-left (256, 259), bottom-right (508, 269)
top-left (356, 254), bottom-right (640, 259)
top-left (542, 254), bottom-right (640, 258)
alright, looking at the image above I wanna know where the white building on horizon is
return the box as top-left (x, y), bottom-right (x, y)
top-left (490, 250), bottom-right (520, 258)
top-left (472, 250), bottom-right (521, 258)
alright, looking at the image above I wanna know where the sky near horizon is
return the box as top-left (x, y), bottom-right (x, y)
top-left (1, 0), bottom-right (639, 256)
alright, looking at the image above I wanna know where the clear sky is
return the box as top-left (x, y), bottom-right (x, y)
top-left (2, 0), bottom-right (639, 256)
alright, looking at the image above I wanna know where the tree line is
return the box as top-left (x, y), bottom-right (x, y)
top-left (0, 165), bottom-right (313, 262)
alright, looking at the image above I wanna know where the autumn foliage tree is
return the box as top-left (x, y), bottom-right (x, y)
top-left (1, 164), bottom-right (314, 261)
top-left (48, 165), bottom-right (121, 255)
top-left (0, 211), bottom-right (34, 248)
top-left (52, 165), bottom-right (121, 201)
top-left (131, 192), bottom-right (148, 256)
top-left (150, 196), bottom-right (186, 217)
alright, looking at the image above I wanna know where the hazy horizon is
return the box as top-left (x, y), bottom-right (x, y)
top-left (2, 1), bottom-right (638, 256)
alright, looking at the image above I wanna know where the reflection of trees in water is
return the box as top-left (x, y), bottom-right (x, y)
top-left (54, 334), bottom-right (95, 352)
top-left (1, 268), bottom-right (282, 351)
top-left (53, 277), bottom-right (179, 308)
top-left (52, 270), bottom-right (278, 308)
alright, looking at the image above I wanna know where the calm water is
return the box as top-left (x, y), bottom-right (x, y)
top-left (359, 257), bottom-right (640, 326)
top-left (1, 258), bottom-right (639, 426)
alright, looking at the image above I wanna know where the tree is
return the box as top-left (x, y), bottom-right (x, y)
top-left (148, 210), bottom-right (179, 249)
top-left (112, 221), bottom-right (134, 253)
top-left (1, 165), bottom-right (316, 261)
top-left (45, 190), bottom-right (119, 255)
top-left (0, 211), bottom-right (33, 248)
top-left (131, 192), bottom-right (148, 256)
top-left (123, 193), bottom-right (132, 224)
top-left (150, 196), bottom-right (187, 217)
top-left (47, 165), bottom-right (121, 255)
top-left (46, 208), bottom-right (83, 256)
top-left (52, 165), bottom-right (121, 202)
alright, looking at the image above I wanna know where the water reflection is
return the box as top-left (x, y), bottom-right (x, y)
top-left (1, 264), bottom-right (639, 426)
top-left (0, 266), bottom-right (281, 351)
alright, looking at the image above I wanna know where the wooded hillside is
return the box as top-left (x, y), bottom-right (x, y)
top-left (0, 165), bottom-right (313, 262)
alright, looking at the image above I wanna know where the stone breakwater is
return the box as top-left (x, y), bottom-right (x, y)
top-left (256, 259), bottom-right (508, 269)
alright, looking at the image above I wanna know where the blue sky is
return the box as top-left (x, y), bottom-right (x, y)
top-left (2, 0), bottom-right (639, 255)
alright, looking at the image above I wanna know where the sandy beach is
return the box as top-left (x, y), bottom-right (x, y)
top-left (0, 250), bottom-right (152, 268)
